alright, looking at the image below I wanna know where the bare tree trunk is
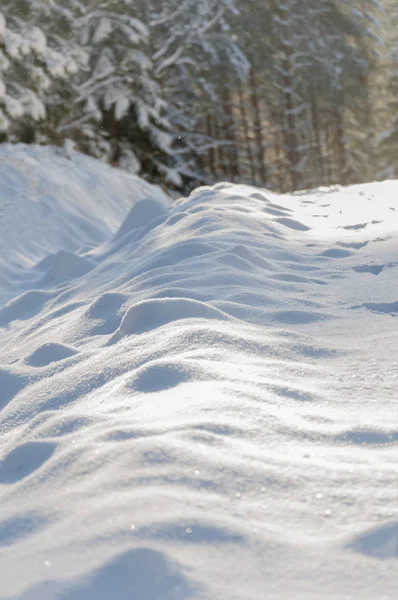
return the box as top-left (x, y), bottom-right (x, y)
top-left (334, 98), bottom-right (348, 185)
top-left (249, 68), bottom-right (267, 185)
top-left (206, 113), bottom-right (217, 179)
top-left (214, 116), bottom-right (229, 179)
top-left (196, 120), bottom-right (207, 176)
top-left (222, 88), bottom-right (240, 181)
top-left (282, 68), bottom-right (300, 191)
top-left (310, 95), bottom-right (324, 187)
top-left (325, 115), bottom-right (336, 185)
top-left (272, 0), bottom-right (303, 192)
top-left (238, 79), bottom-right (256, 184)
top-left (274, 126), bottom-right (285, 192)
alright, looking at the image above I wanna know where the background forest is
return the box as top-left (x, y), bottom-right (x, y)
top-left (0, 0), bottom-right (396, 192)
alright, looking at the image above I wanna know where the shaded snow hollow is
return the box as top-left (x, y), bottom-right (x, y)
top-left (0, 147), bottom-right (398, 599)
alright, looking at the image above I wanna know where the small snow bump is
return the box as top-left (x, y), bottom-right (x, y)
top-left (25, 342), bottom-right (78, 367)
top-left (41, 250), bottom-right (94, 284)
top-left (114, 297), bottom-right (233, 339)
top-left (113, 198), bottom-right (167, 241)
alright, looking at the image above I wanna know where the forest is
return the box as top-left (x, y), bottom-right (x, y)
top-left (0, 0), bottom-right (396, 192)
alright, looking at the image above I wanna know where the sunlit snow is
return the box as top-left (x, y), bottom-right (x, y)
top-left (0, 145), bottom-right (398, 599)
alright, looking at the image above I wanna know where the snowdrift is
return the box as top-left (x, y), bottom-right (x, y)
top-left (0, 146), bottom-right (398, 599)
top-left (0, 144), bottom-right (169, 304)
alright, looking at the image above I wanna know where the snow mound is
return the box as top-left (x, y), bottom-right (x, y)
top-left (24, 342), bottom-right (78, 367)
top-left (0, 441), bottom-right (56, 484)
top-left (59, 548), bottom-right (193, 600)
top-left (40, 250), bottom-right (94, 284)
top-left (0, 368), bottom-right (28, 409)
top-left (113, 197), bottom-right (168, 241)
top-left (0, 144), bottom-right (170, 303)
top-left (1, 147), bottom-right (398, 599)
top-left (0, 289), bottom-right (55, 326)
top-left (127, 359), bottom-right (215, 394)
top-left (112, 297), bottom-right (234, 341)
top-left (129, 361), bottom-right (193, 393)
top-left (85, 292), bottom-right (127, 319)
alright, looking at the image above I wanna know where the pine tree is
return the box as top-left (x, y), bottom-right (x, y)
top-left (45, 0), bottom-right (175, 184)
top-left (0, 1), bottom-right (79, 143)
top-left (147, 0), bottom-right (249, 186)
top-left (332, 0), bottom-right (383, 184)
top-left (372, 0), bottom-right (397, 178)
top-left (0, 0), bottom-right (388, 191)
top-left (220, 0), bottom-right (383, 191)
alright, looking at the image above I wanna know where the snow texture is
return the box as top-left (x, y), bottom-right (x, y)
top-left (0, 147), bottom-right (398, 599)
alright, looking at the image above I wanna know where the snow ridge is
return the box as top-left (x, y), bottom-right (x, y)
top-left (0, 150), bottom-right (398, 599)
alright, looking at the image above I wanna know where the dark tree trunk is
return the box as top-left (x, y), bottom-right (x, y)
top-left (334, 97), bottom-right (348, 185)
top-left (310, 95), bottom-right (324, 187)
top-left (222, 88), bottom-right (240, 181)
top-left (249, 68), bottom-right (267, 185)
top-left (206, 113), bottom-right (217, 179)
top-left (238, 79), bottom-right (257, 184)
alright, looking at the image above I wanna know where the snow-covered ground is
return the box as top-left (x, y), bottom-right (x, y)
top-left (0, 145), bottom-right (398, 600)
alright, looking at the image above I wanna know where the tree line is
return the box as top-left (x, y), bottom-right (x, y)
top-left (0, 0), bottom-right (396, 192)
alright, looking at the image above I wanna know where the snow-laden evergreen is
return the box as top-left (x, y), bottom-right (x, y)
top-left (0, 0), bottom-right (393, 191)
top-left (0, 2), bottom-right (80, 140)
top-left (0, 0), bottom-right (248, 187)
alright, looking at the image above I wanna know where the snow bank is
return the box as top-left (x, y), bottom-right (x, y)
top-left (1, 148), bottom-right (398, 599)
top-left (0, 144), bottom-right (169, 303)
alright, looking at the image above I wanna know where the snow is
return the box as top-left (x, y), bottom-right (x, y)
top-left (0, 144), bottom-right (169, 303)
top-left (1, 146), bottom-right (398, 599)
top-left (114, 96), bottom-right (130, 121)
top-left (0, 11), bottom-right (5, 39)
top-left (28, 28), bottom-right (47, 56)
top-left (93, 18), bottom-right (113, 45)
